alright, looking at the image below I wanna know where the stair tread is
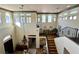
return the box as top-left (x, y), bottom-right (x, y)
top-left (48, 41), bottom-right (54, 42)
top-left (49, 51), bottom-right (57, 52)
top-left (47, 35), bottom-right (58, 54)
top-left (48, 45), bottom-right (56, 47)
top-left (49, 45), bottom-right (56, 48)
top-left (48, 44), bottom-right (55, 45)
top-left (48, 39), bottom-right (54, 41)
top-left (49, 52), bottom-right (58, 54)
top-left (49, 48), bottom-right (56, 50)
top-left (48, 47), bottom-right (56, 48)
top-left (48, 40), bottom-right (54, 41)
top-left (49, 48), bottom-right (57, 51)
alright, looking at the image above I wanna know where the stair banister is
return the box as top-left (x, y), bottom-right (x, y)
top-left (46, 35), bottom-right (49, 54)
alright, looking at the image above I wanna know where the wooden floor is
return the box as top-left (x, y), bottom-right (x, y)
top-left (47, 35), bottom-right (58, 54)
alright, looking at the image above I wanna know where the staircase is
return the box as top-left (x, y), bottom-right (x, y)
top-left (47, 35), bottom-right (58, 54)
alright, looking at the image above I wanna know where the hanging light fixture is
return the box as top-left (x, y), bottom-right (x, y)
top-left (19, 5), bottom-right (25, 33)
top-left (19, 5), bottom-right (24, 10)
top-left (19, 5), bottom-right (25, 35)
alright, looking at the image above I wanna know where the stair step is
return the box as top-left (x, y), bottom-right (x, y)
top-left (49, 49), bottom-right (57, 50)
top-left (48, 38), bottom-right (54, 39)
top-left (48, 42), bottom-right (55, 44)
top-left (48, 45), bottom-right (56, 47)
top-left (48, 40), bottom-right (54, 41)
top-left (50, 52), bottom-right (58, 54)
top-left (48, 47), bottom-right (56, 49)
top-left (48, 43), bottom-right (55, 45)
top-left (49, 50), bottom-right (57, 52)
top-left (48, 41), bottom-right (54, 42)
top-left (49, 49), bottom-right (57, 51)
top-left (48, 43), bottom-right (55, 46)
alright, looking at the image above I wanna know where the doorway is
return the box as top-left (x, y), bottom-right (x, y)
top-left (3, 36), bottom-right (14, 54)
top-left (29, 38), bottom-right (36, 48)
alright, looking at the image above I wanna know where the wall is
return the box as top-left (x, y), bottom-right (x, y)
top-left (57, 7), bottom-right (79, 37)
top-left (37, 14), bottom-right (58, 30)
top-left (55, 37), bottom-right (79, 54)
top-left (0, 9), bottom-right (16, 53)
top-left (13, 12), bottom-right (58, 48)
top-left (58, 7), bottom-right (79, 29)
top-left (13, 12), bottom-right (40, 48)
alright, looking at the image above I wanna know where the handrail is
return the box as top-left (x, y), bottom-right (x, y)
top-left (46, 35), bottom-right (49, 54)
top-left (39, 35), bottom-right (49, 54)
top-left (60, 27), bottom-right (78, 38)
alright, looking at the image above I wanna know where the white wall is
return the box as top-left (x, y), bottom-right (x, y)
top-left (37, 14), bottom-right (57, 30)
top-left (0, 9), bottom-right (16, 53)
top-left (0, 25), bottom-right (16, 53)
top-left (58, 7), bottom-right (79, 28)
top-left (14, 12), bottom-right (40, 48)
top-left (58, 7), bottom-right (79, 37)
top-left (55, 37), bottom-right (79, 54)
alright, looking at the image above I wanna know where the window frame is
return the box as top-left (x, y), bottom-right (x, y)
top-left (0, 13), bottom-right (2, 24)
top-left (5, 12), bottom-right (11, 24)
top-left (26, 13), bottom-right (32, 23)
top-left (41, 14), bottom-right (46, 23)
top-left (47, 14), bottom-right (52, 23)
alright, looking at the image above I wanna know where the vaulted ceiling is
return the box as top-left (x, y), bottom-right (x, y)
top-left (0, 4), bottom-right (77, 13)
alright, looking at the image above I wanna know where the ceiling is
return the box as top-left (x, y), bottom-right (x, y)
top-left (0, 4), bottom-right (77, 13)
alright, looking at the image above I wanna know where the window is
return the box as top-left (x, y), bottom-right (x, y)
top-left (14, 14), bottom-right (19, 23)
top-left (26, 13), bottom-right (31, 16)
top-left (26, 13), bottom-right (31, 23)
top-left (59, 17), bottom-right (62, 20)
top-left (65, 17), bottom-right (67, 20)
top-left (14, 14), bottom-right (21, 27)
top-left (63, 16), bottom-right (67, 20)
top-left (53, 17), bottom-right (56, 21)
top-left (70, 10), bottom-right (78, 14)
top-left (5, 13), bottom-right (11, 24)
top-left (38, 17), bottom-right (40, 22)
top-left (73, 16), bottom-right (77, 20)
top-left (64, 13), bottom-right (67, 15)
top-left (62, 17), bottom-right (64, 20)
top-left (69, 16), bottom-right (73, 20)
top-left (0, 17), bottom-right (1, 24)
top-left (42, 15), bottom-right (46, 23)
top-left (26, 17), bottom-right (31, 23)
top-left (37, 15), bottom-right (41, 23)
top-left (0, 13), bottom-right (2, 24)
top-left (20, 16), bottom-right (26, 24)
top-left (48, 15), bottom-right (52, 22)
